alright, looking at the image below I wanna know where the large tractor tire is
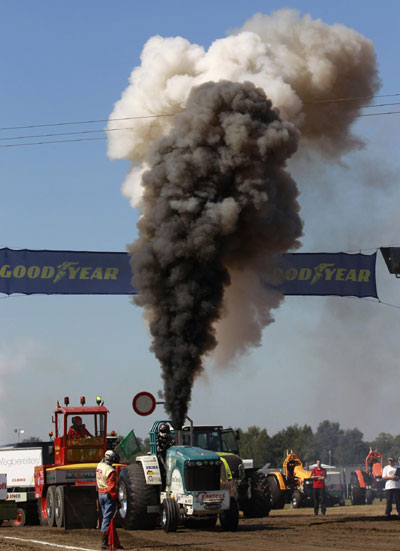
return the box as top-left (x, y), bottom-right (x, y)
top-left (267, 474), bottom-right (285, 509)
top-left (243, 472), bottom-right (271, 518)
top-left (118, 463), bottom-right (159, 530)
top-left (46, 486), bottom-right (56, 527)
top-left (161, 498), bottom-right (179, 533)
top-left (291, 491), bottom-right (302, 509)
top-left (10, 507), bottom-right (26, 528)
top-left (220, 497), bottom-right (239, 532)
top-left (365, 489), bottom-right (373, 505)
top-left (350, 472), bottom-right (364, 505)
top-left (55, 486), bottom-right (65, 528)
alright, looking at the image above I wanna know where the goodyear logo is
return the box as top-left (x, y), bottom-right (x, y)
top-left (0, 261), bottom-right (119, 283)
top-left (272, 263), bottom-right (371, 285)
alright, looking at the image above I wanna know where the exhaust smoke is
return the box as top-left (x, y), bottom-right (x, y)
top-left (108, 9), bottom-right (379, 428)
top-left (130, 81), bottom-right (302, 427)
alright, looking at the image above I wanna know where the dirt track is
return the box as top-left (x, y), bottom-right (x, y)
top-left (1, 502), bottom-right (399, 551)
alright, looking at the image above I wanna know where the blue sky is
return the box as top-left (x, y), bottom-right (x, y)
top-left (1, 0), bottom-right (400, 447)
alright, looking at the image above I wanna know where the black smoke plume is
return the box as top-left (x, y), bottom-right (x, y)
top-left (130, 80), bottom-right (302, 428)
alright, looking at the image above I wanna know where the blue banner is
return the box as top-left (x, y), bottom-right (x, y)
top-left (270, 252), bottom-right (377, 298)
top-left (0, 248), bottom-right (137, 295)
top-left (0, 248), bottom-right (377, 298)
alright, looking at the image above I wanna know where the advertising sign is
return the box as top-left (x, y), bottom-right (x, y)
top-left (0, 448), bottom-right (43, 488)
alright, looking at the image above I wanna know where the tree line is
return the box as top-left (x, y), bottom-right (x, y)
top-left (237, 421), bottom-right (400, 468)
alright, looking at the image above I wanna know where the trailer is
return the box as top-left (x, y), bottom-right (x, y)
top-left (0, 442), bottom-right (53, 526)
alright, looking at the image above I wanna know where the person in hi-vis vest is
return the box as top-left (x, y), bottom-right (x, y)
top-left (96, 450), bottom-right (123, 550)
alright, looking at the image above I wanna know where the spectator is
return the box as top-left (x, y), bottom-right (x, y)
top-left (311, 459), bottom-right (327, 516)
top-left (382, 457), bottom-right (400, 517)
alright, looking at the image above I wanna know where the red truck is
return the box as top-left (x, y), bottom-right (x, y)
top-left (34, 396), bottom-right (112, 528)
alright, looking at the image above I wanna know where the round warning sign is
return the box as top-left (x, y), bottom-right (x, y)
top-left (132, 391), bottom-right (156, 416)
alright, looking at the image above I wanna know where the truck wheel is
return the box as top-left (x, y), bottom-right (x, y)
top-left (55, 486), bottom-right (65, 528)
top-left (10, 508), bottom-right (26, 528)
top-left (37, 498), bottom-right (48, 526)
top-left (118, 463), bottom-right (159, 530)
top-left (267, 475), bottom-right (285, 509)
top-left (292, 491), bottom-right (302, 509)
top-left (365, 489), bottom-right (373, 505)
top-left (220, 497), bottom-right (239, 532)
top-left (243, 472), bottom-right (271, 518)
top-left (46, 486), bottom-right (56, 527)
top-left (161, 498), bottom-right (179, 532)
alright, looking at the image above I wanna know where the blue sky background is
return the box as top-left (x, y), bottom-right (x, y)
top-left (1, 0), bottom-right (400, 447)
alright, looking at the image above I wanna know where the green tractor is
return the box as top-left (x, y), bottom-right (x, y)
top-left (117, 421), bottom-right (239, 532)
top-left (181, 425), bottom-right (271, 518)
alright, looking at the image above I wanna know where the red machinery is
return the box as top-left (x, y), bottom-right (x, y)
top-left (350, 449), bottom-right (384, 505)
top-left (34, 395), bottom-right (115, 528)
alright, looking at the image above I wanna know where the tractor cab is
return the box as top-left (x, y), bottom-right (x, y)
top-left (52, 396), bottom-right (109, 465)
top-left (181, 425), bottom-right (240, 455)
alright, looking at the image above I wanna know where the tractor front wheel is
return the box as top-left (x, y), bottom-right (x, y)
top-left (292, 491), bottom-right (302, 509)
top-left (365, 489), bottom-right (373, 505)
top-left (161, 498), bottom-right (179, 532)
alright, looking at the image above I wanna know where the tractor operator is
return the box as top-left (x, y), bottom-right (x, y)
top-left (311, 459), bottom-right (327, 516)
top-left (156, 423), bottom-right (174, 482)
top-left (67, 416), bottom-right (93, 442)
top-left (96, 449), bottom-right (123, 550)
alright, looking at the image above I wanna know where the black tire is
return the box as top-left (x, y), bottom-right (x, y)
top-left (183, 517), bottom-right (217, 529)
top-left (0, 520), bottom-right (3, 526)
top-left (220, 497), bottom-right (239, 532)
top-left (118, 463), bottom-right (159, 530)
top-left (243, 472), bottom-right (271, 518)
top-left (267, 475), bottom-right (285, 509)
top-left (55, 486), bottom-right (65, 528)
top-left (10, 507), bottom-right (26, 528)
top-left (161, 498), bottom-right (179, 533)
top-left (37, 498), bottom-right (48, 526)
top-left (350, 472), bottom-right (364, 505)
top-left (292, 491), bottom-right (302, 509)
top-left (46, 486), bottom-right (56, 527)
top-left (365, 489), bottom-right (373, 505)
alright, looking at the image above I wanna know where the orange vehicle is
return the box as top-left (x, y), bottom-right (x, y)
top-left (350, 449), bottom-right (384, 505)
top-left (267, 452), bottom-right (313, 509)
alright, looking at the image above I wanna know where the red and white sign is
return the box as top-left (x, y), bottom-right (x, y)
top-left (132, 392), bottom-right (156, 416)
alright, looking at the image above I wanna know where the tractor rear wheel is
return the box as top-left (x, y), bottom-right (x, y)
top-left (46, 486), bottom-right (56, 527)
top-left (10, 507), bottom-right (26, 527)
top-left (220, 497), bottom-right (239, 532)
top-left (292, 491), bottom-right (302, 509)
top-left (55, 486), bottom-right (65, 528)
top-left (161, 498), bottom-right (179, 532)
top-left (118, 463), bottom-right (159, 530)
top-left (350, 472), bottom-right (363, 505)
top-left (243, 472), bottom-right (271, 518)
top-left (267, 475), bottom-right (285, 509)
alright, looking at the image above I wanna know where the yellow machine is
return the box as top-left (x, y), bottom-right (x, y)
top-left (267, 452), bottom-right (313, 509)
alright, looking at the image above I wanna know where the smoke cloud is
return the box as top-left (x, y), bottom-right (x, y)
top-left (108, 9), bottom-right (379, 426)
top-left (129, 81), bottom-right (302, 427)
